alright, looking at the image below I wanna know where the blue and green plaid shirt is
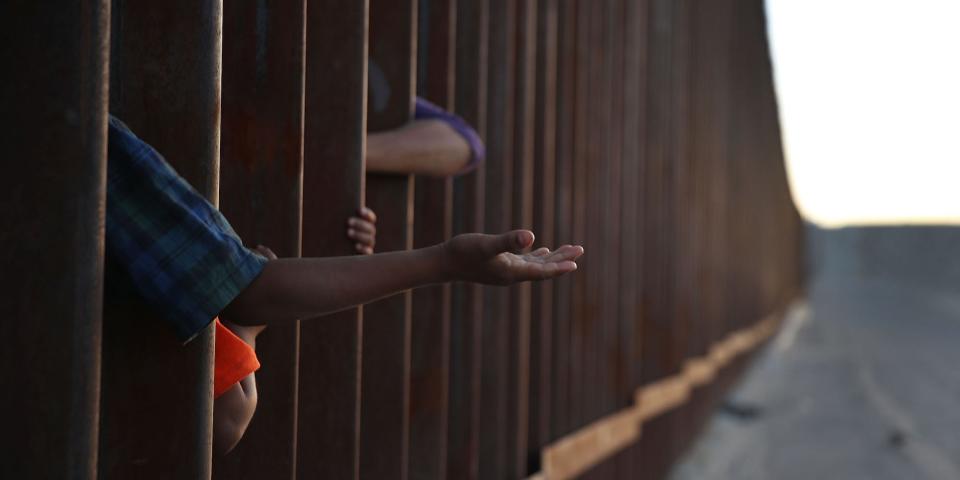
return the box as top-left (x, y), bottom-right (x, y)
top-left (105, 116), bottom-right (267, 343)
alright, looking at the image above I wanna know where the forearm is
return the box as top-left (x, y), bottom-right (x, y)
top-left (222, 244), bottom-right (448, 326)
top-left (366, 119), bottom-right (471, 177)
top-left (222, 230), bottom-right (584, 327)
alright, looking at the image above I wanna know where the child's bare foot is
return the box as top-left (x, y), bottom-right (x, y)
top-left (347, 206), bottom-right (377, 255)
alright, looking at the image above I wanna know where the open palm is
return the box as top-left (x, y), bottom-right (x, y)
top-left (443, 230), bottom-right (584, 285)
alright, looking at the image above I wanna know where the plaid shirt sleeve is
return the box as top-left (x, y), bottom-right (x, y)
top-left (105, 116), bottom-right (268, 343)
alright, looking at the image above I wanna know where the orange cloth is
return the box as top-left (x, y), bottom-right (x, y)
top-left (214, 318), bottom-right (261, 398)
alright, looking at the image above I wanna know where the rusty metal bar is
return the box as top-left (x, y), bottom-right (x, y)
top-left (689, 0), bottom-right (711, 448)
top-left (408, 1), bottom-right (456, 478)
top-left (0, 2), bottom-right (108, 478)
top-left (637, 0), bottom-right (675, 476)
top-left (478, 0), bottom-right (516, 477)
top-left (568, 0), bottom-right (590, 436)
top-left (213, 1), bottom-right (306, 477)
top-left (582, 0), bottom-right (605, 447)
top-left (297, 1), bottom-right (367, 478)
top-left (100, 2), bottom-right (222, 477)
top-left (446, 1), bottom-right (489, 478)
top-left (608, 0), bottom-right (639, 477)
top-left (586, 2), bottom-right (620, 478)
top-left (506, 0), bottom-right (538, 477)
top-left (359, 1), bottom-right (417, 479)
top-left (667, 0), bottom-right (694, 466)
top-left (602, 0), bottom-right (626, 419)
top-left (624, 1), bottom-right (650, 473)
top-left (526, 0), bottom-right (558, 473)
top-left (550, 0), bottom-right (577, 441)
top-left (690, 0), bottom-right (732, 445)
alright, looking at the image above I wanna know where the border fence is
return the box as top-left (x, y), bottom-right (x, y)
top-left (2, 0), bottom-right (803, 479)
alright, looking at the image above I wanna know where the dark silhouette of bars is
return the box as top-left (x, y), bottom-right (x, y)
top-left (0, 0), bottom-right (803, 478)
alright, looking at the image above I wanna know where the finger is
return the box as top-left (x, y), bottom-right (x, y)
top-left (255, 245), bottom-right (278, 260)
top-left (360, 245), bottom-right (374, 255)
top-left (530, 247), bottom-right (551, 257)
top-left (552, 260), bottom-right (578, 275)
top-left (541, 245), bottom-right (570, 260)
top-left (511, 259), bottom-right (576, 282)
top-left (348, 230), bottom-right (376, 247)
top-left (489, 230), bottom-right (535, 255)
top-left (543, 245), bottom-right (584, 262)
top-left (532, 260), bottom-right (578, 280)
top-left (349, 219), bottom-right (376, 235)
top-left (359, 206), bottom-right (377, 223)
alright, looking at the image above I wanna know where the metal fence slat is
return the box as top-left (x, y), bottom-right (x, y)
top-left (408, 0), bottom-right (456, 478)
top-left (100, 2), bottom-right (222, 477)
top-left (478, 1), bottom-right (516, 477)
top-left (359, 0), bottom-right (418, 478)
top-left (446, 1), bottom-right (489, 477)
top-left (298, 1), bottom-right (367, 478)
top-left (0, 2), bottom-right (109, 478)
top-left (214, 1), bottom-right (306, 477)
top-left (527, 0), bottom-right (559, 472)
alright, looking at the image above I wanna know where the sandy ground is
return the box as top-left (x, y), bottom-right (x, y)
top-left (670, 271), bottom-right (960, 480)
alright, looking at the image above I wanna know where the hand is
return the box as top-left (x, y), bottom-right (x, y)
top-left (225, 244), bottom-right (278, 343)
top-left (440, 230), bottom-right (584, 285)
top-left (254, 245), bottom-right (278, 261)
top-left (347, 207), bottom-right (377, 255)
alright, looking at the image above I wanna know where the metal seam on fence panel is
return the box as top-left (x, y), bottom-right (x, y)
top-left (534, 306), bottom-right (791, 480)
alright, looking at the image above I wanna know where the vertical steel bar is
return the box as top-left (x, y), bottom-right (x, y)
top-left (610, 0), bottom-right (642, 476)
top-left (0, 2), bottom-right (108, 478)
top-left (638, 0), bottom-right (673, 476)
top-left (408, 1), bottom-right (456, 478)
top-left (668, 0), bottom-right (693, 464)
top-left (506, 1), bottom-right (537, 477)
top-left (447, 1), bottom-right (489, 478)
top-left (526, 0), bottom-right (558, 473)
top-left (704, 0), bottom-right (731, 443)
top-left (360, 1), bottom-right (417, 479)
top-left (478, 0), bottom-right (515, 477)
top-left (582, 0), bottom-right (604, 449)
top-left (568, 0), bottom-right (590, 435)
top-left (550, 0), bottom-right (577, 441)
top-left (604, 0), bottom-right (626, 418)
top-left (691, 0), bottom-right (710, 439)
top-left (214, 1), bottom-right (306, 478)
top-left (355, 1), bottom-right (418, 479)
top-left (297, 1), bottom-right (367, 478)
top-left (101, 2), bottom-right (222, 477)
top-left (627, 1), bottom-right (651, 473)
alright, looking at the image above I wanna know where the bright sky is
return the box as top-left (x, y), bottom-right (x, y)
top-left (765, 0), bottom-right (960, 227)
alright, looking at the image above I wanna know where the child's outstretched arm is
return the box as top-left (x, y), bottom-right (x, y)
top-left (221, 230), bottom-right (582, 327)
